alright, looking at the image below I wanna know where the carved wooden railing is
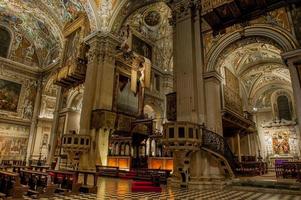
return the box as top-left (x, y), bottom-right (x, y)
top-left (202, 129), bottom-right (239, 172)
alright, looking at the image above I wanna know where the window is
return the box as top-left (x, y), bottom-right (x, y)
top-left (154, 74), bottom-right (160, 91)
top-left (189, 128), bottom-right (193, 138)
top-left (0, 27), bottom-right (11, 58)
top-left (179, 127), bottom-right (185, 138)
top-left (169, 128), bottom-right (174, 138)
top-left (277, 95), bottom-right (292, 120)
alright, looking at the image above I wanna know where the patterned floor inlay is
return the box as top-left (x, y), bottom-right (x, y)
top-left (18, 177), bottom-right (301, 200)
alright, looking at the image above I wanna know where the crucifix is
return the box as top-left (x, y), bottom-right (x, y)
top-left (130, 53), bottom-right (151, 118)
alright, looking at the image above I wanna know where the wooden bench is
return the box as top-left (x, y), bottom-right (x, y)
top-left (134, 168), bottom-right (171, 184)
top-left (30, 165), bottom-right (50, 172)
top-left (275, 161), bottom-right (301, 180)
top-left (68, 170), bottom-right (99, 193)
top-left (235, 161), bottom-right (268, 177)
top-left (0, 170), bottom-right (28, 199)
top-left (20, 169), bottom-right (57, 198)
top-left (47, 169), bottom-right (81, 194)
top-left (96, 165), bottom-right (119, 177)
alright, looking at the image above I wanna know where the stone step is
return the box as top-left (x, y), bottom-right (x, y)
top-left (229, 179), bottom-right (301, 194)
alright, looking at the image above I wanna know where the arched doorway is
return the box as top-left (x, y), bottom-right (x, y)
top-left (205, 26), bottom-right (299, 170)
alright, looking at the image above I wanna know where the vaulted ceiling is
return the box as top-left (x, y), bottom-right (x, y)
top-left (0, 0), bottom-right (124, 68)
top-left (218, 40), bottom-right (292, 109)
top-left (0, 0), bottom-right (169, 68)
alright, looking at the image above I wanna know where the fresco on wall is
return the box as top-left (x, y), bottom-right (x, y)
top-left (272, 131), bottom-right (290, 155)
top-left (0, 79), bottom-right (22, 112)
top-left (0, 123), bottom-right (29, 160)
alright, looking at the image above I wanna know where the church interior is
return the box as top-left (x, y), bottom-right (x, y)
top-left (0, 0), bottom-right (301, 199)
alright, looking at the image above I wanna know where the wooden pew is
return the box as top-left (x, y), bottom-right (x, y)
top-left (235, 161), bottom-right (268, 176)
top-left (134, 168), bottom-right (171, 184)
top-left (10, 165), bottom-right (32, 173)
top-left (69, 170), bottom-right (98, 193)
top-left (1, 160), bottom-right (25, 166)
top-left (20, 169), bottom-right (57, 198)
top-left (0, 170), bottom-right (28, 199)
top-left (47, 169), bottom-right (82, 194)
top-left (96, 165), bottom-right (119, 177)
top-left (30, 165), bottom-right (50, 172)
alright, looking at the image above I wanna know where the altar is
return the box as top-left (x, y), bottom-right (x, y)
top-left (268, 155), bottom-right (294, 168)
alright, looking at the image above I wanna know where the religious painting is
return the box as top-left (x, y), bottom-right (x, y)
top-left (272, 131), bottom-right (290, 155)
top-left (166, 92), bottom-right (176, 121)
top-left (62, 28), bottom-right (81, 69)
top-left (0, 79), bottom-right (22, 112)
top-left (132, 35), bottom-right (152, 61)
top-left (117, 75), bottom-right (139, 115)
top-left (0, 123), bottom-right (29, 160)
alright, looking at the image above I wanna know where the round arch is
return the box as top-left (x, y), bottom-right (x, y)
top-left (66, 87), bottom-right (84, 109)
top-left (206, 25), bottom-right (298, 73)
top-left (0, 24), bottom-right (14, 59)
top-left (250, 83), bottom-right (293, 107)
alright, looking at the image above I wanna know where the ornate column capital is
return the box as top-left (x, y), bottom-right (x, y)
top-left (167, 0), bottom-right (200, 26)
top-left (85, 32), bottom-right (121, 65)
top-left (203, 71), bottom-right (223, 83)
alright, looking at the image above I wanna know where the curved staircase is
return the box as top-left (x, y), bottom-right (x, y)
top-left (201, 129), bottom-right (239, 178)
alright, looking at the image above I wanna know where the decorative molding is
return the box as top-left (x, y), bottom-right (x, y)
top-left (168, 0), bottom-right (200, 26)
top-left (0, 57), bottom-right (41, 77)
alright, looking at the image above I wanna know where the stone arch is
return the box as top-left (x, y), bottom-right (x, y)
top-left (66, 87), bottom-right (84, 109)
top-left (206, 25), bottom-right (298, 73)
top-left (144, 99), bottom-right (164, 131)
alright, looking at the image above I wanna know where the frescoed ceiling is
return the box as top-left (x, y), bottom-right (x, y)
top-left (218, 39), bottom-right (292, 110)
top-left (0, 0), bottom-right (130, 67)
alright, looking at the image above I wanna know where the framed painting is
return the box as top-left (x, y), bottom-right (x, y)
top-left (62, 27), bottom-right (82, 69)
top-left (0, 79), bottom-right (22, 112)
top-left (132, 35), bottom-right (152, 61)
top-left (166, 92), bottom-right (176, 121)
top-left (272, 131), bottom-right (290, 155)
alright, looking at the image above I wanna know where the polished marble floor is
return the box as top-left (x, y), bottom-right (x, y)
top-left (21, 177), bottom-right (301, 200)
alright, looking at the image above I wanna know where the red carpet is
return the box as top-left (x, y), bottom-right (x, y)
top-left (131, 181), bottom-right (162, 192)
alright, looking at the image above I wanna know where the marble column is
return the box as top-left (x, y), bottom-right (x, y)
top-left (171, 0), bottom-right (205, 124)
top-left (79, 33), bottom-right (119, 169)
top-left (46, 86), bottom-right (63, 165)
top-left (282, 49), bottom-right (301, 133)
top-left (167, 0), bottom-right (225, 187)
top-left (26, 79), bottom-right (43, 165)
top-left (203, 72), bottom-right (223, 135)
